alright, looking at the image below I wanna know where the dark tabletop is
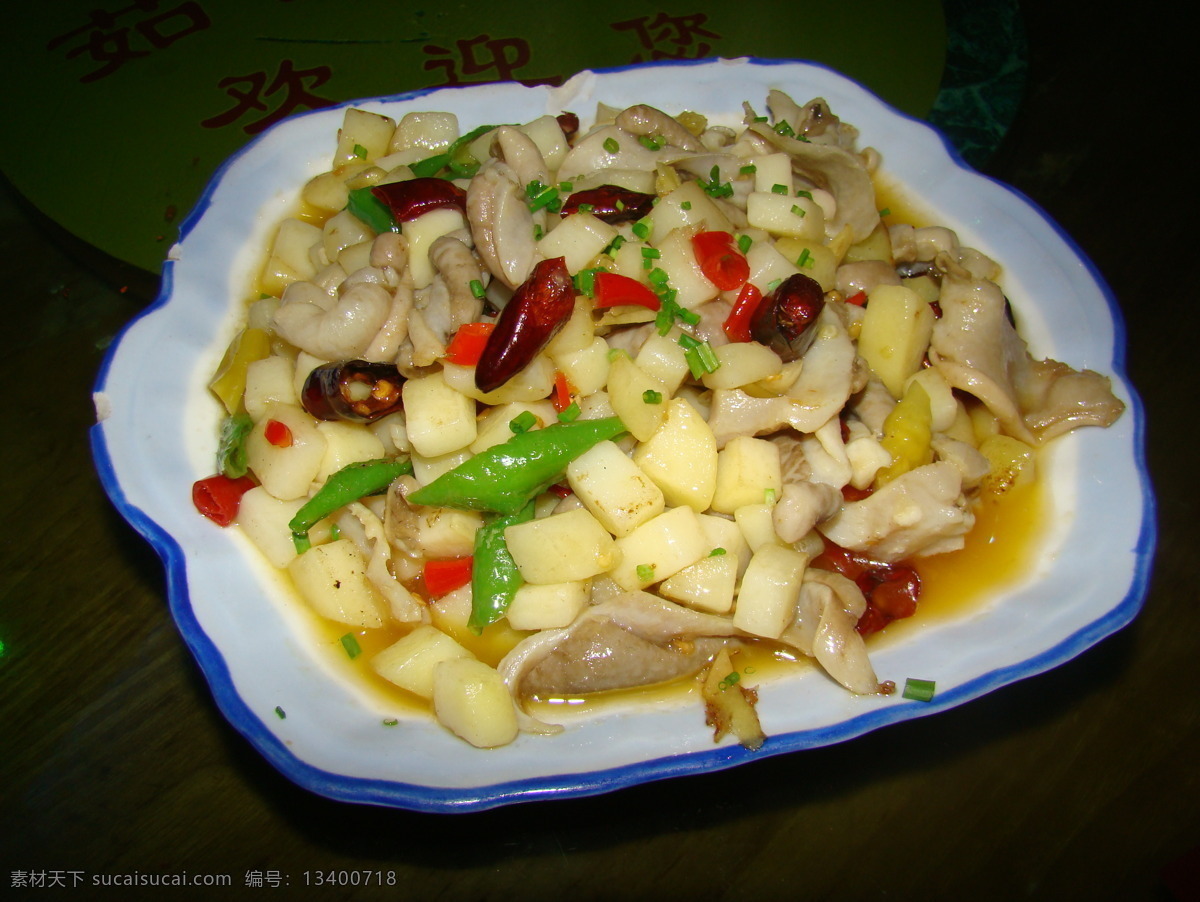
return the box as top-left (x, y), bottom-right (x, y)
top-left (2, 3), bottom-right (1194, 900)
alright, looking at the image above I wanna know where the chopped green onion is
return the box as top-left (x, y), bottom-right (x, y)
top-left (774, 121), bottom-right (796, 137)
top-left (469, 279), bottom-right (486, 298)
top-left (879, 207), bottom-right (892, 217)
top-left (607, 347), bottom-right (631, 362)
top-left (604, 234), bottom-right (627, 254)
top-left (700, 165), bottom-right (733, 199)
top-left (709, 547), bottom-right (727, 556)
top-left (533, 223), bottom-right (544, 240)
top-left (329, 523), bottom-right (341, 541)
top-left (641, 246), bottom-right (661, 269)
top-left (678, 334), bottom-right (720, 377)
top-left (525, 180), bottom-right (562, 213)
top-left (739, 164), bottom-right (758, 175)
top-left (292, 532), bottom-right (312, 555)
top-left (274, 706), bottom-right (286, 719)
top-left (558, 180), bottom-right (574, 192)
top-left (509, 410), bottom-right (537, 434)
top-left (340, 633), bottom-right (363, 659)
top-left (680, 201), bottom-right (692, 211)
top-left (771, 183), bottom-right (788, 195)
top-left (764, 488), bottom-right (777, 504)
top-left (352, 143), bottom-right (368, 159)
top-left (557, 402), bottom-right (581, 423)
top-left (573, 267), bottom-right (600, 297)
top-left (578, 203), bottom-right (595, 214)
top-left (603, 136), bottom-right (620, 154)
top-left (737, 234), bottom-right (753, 254)
top-left (791, 204), bottom-right (807, 218)
top-left (647, 267), bottom-right (670, 287)
top-left (382, 718), bottom-right (399, 727)
top-left (632, 221), bottom-right (650, 240)
top-left (637, 134), bottom-right (665, 151)
top-left (796, 248), bottom-right (813, 269)
top-left (636, 563), bottom-right (656, 583)
top-left (642, 389), bottom-right (663, 404)
top-left (902, 678), bottom-right (936, 702)
top-left (796, 189), bottom-right (813, 200)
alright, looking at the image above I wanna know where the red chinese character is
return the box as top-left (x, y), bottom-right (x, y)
top-left (423, 35), bottom-right (561, 88)
top-left (47, 1), bottom-right (211, 83)
top-left (610, 12), bottom-right (721, 62)
top-left (201, 60), bottom-right (338, 134)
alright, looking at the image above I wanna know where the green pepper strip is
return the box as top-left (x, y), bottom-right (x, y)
top-left (469, 501), bottom-right (534, 633)
top-left (288, 457), bottom-right (413, 552)
top-left (217, 412), bottom-right (253, 479)
top-left (407, 416), bottom-right (627, 515)
top-left (345, 186), bottom-right (399, 234)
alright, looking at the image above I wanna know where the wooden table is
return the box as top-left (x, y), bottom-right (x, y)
top-left (3, 4), bottom-right (1194, 899)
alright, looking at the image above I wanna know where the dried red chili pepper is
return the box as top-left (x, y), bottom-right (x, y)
top-left (750, 272), bottom-right (826, 362)
top-left (370, 177), bottom-right (467, 223)
top-left (301, 360), bottom-right (406, 423)
top-left (561, 185), bottom-right (655, 223)
top-left (475, 256), bottom-right (576, 393)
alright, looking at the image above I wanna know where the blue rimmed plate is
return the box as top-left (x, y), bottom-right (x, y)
top-left (91, 57), bottom-right (1154, 812)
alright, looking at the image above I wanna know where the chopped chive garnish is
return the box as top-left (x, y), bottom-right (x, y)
top-left (638, 134), bottom-right (665, 151)
top-left (767, 277), bottom-right (782, 291)
top-left (678, 334), bottom-right (720, 376)
top-left (796, 248), bottom-right (813, 269)
top-left (340, 633), bottom-right (363, 659)
top-left (578, 203), bottom-right (595, 214)
top-left (737, 234), bottom-right (753, 254)
top-left (469, 279), bottom-right (486, 298)
top-left (329, 523), bottom-right (341, 541)
top-left (557, 402), bottom-right (581, 423)
top-left (558, 180), bottom-right (574, 192)
top-left (879, 207), bottom-right (892, 217)
top-left (605, 234), bottom-right (627, 254)
top-left (700, 165), bottom-right (733, 199)
top-left (642, 389), bottom-right (663, 404)
top-left (509, 410), bottom-right (537, 433)
top-left (648, 267), bottom-right (670, 287)
top-left (636, 563), bottom-right (656, 583)
top-left (709, 547), bottom-right (727, 556)
top-left (352, 143), bottom-right (368, 159)
top-left (573, 267), bottom-right (600, 296)
top-left (382, 718), bottom-right (399, 726)
top-left (274, 706), bottom-right (286, 719)
top-left (680, 200), bottom-right (692, 211)
top-left (615, 199), bottom-right (627, 211)
top-left (796, 189), bottom-right (813, 199)
top-left (525, 180), bottom-right (562, 213)
top-left (632, 221), bottom-right (650, 240)
top-left (641, 246), bottom-right (661, 269)
top-left (771, 183), bottom-right (788, 195)
top-left (607, 347), bottom-right (631, 362)
top-left (739, 164), bottom-right (757, 175)
top-left (902, 678), bottom-right (936, 702)
top-left (292, 532), bottom-right (312, 555)
top-left (774, 121), bottom-right (795, 137)
top-left (603, 136), bottom-right (620, 154)
top-left (791, 204), bottom-right (807, 218)
top-left (533, 223), bottom-right (544, 240)
top-left (764, 488), bottom-right (777, 504)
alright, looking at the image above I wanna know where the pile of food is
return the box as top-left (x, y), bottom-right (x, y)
top-left (192, 87), bottom-right (1124, 749)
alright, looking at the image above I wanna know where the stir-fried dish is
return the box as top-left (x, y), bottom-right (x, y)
top-left (192, 89), bottom-right (1124, 749)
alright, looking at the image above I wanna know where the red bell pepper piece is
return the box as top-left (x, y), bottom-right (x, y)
top-left (444, 321), bottom-right (495, 366)
top-left (423, 556), bottom-right (474, 597)
top-left (552, 371), bottom-right (575, 413)
top-left (192, 474), bottom-right (257, 527)
top-left (691, 230), bottom-right (750, 291)
top-left (846, 290), bottom-right (867, 307)
top-left (264, 418), bottom-right (293, 448)
top-left (723, 282), bottom-right (763, 342)
top-left (592, 271), bottom-right (661, 311)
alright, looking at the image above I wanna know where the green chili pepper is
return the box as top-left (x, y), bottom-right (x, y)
top-left (288, 457), bottom-right (413, 552)
top-left (217, 412), bottom-right (253, 479)
top-left (407, 416), bottom-right (626, 515)
top-left (469, 501), bottom-right (534, 633)
top-left (345, 186), bottom-right (399, 234)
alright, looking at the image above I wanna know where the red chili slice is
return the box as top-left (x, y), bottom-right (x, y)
top-left (592, 271), bottom-right (662, 311)
top-left (444, 322), bottom-right (496, 367)
top-left (192, 474), bottom-right (256, 527)
top-left (723, 282), bottom-right (763, 342)
top-left (423, 557), bottom-right (474, 597)
top-left (692, 230), bottom-right (750, 291)
top-left (264, 419), bottom-right (293, 448)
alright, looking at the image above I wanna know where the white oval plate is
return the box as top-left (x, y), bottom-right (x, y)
top-left (91, 58), bottom-right (1155, 812)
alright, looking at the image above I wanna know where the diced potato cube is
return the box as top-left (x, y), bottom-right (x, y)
top-left (370, 624), bottom-right (474, 699)
top-left (648, 181), bottom-right (734, 245)
top-left (632, 397), bottom-right (717, 512)
top-left (744, 240), bottom-right (801, 294)
top-left (442, 354), bottom-right (557, 404)
top-left (857, 284), bottom-right (935, 398)
top-left (734, 502), bottom-right (779, 552)
top-left (552, 336), bottom-right (611, 398)
top-left (609, 505), bottom-right (708, 590)
top-left (245, 403), bottom-right (327, 501)
top-left (635, 331), bottom-right (691, 394)
top-left (701, 342), bottom-right (783, 391)
top-left (265, 219), bottom-right (323, 287)
top-left (505, 508), bottom-right (620, 584)
top-left (315, 420), bottom-right (387, 482)
top-left (236, 487), bottom-right (331, 569)
top-left (287, 538), bottom-right (387, 628)
top-left (402, 371), bottom-right (477, 457)
top-left (433, 658), bottom-right (519, 748)
top-left (390, 111), bottom-right (458, 154)
top-left (404, 207), bottom-right (467, 289)
top-left (746, 192), bottom-right (825, 240)
top-left (697, 513), bottom-right (751, 578)
top-left (711, 436), bottom-right (783, 514)
top-left (772, 236), bottom-right (839, 292)
top-left (243, 354), bottom-right (298, 421)
top-left (733, 544), bottom-right (809, 639)
top-left (658, 551), bottom-right (738, 613)
top-left (752, 153), bottom-right (793, 195)
top-left (566, 440), bottom-right (665, 537)
top-left (607, 353), bottom-right (668, 442)
top-left (469, 401), bottom-right (557, 454)
top-left (655, 227), bottom-right (720, 309)
top-left (333, 108), bottom-right (396, 165)
top-left (505, 581), bottom-right (590, 630)
top-left (537, 212), bottom-right (618, 274)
